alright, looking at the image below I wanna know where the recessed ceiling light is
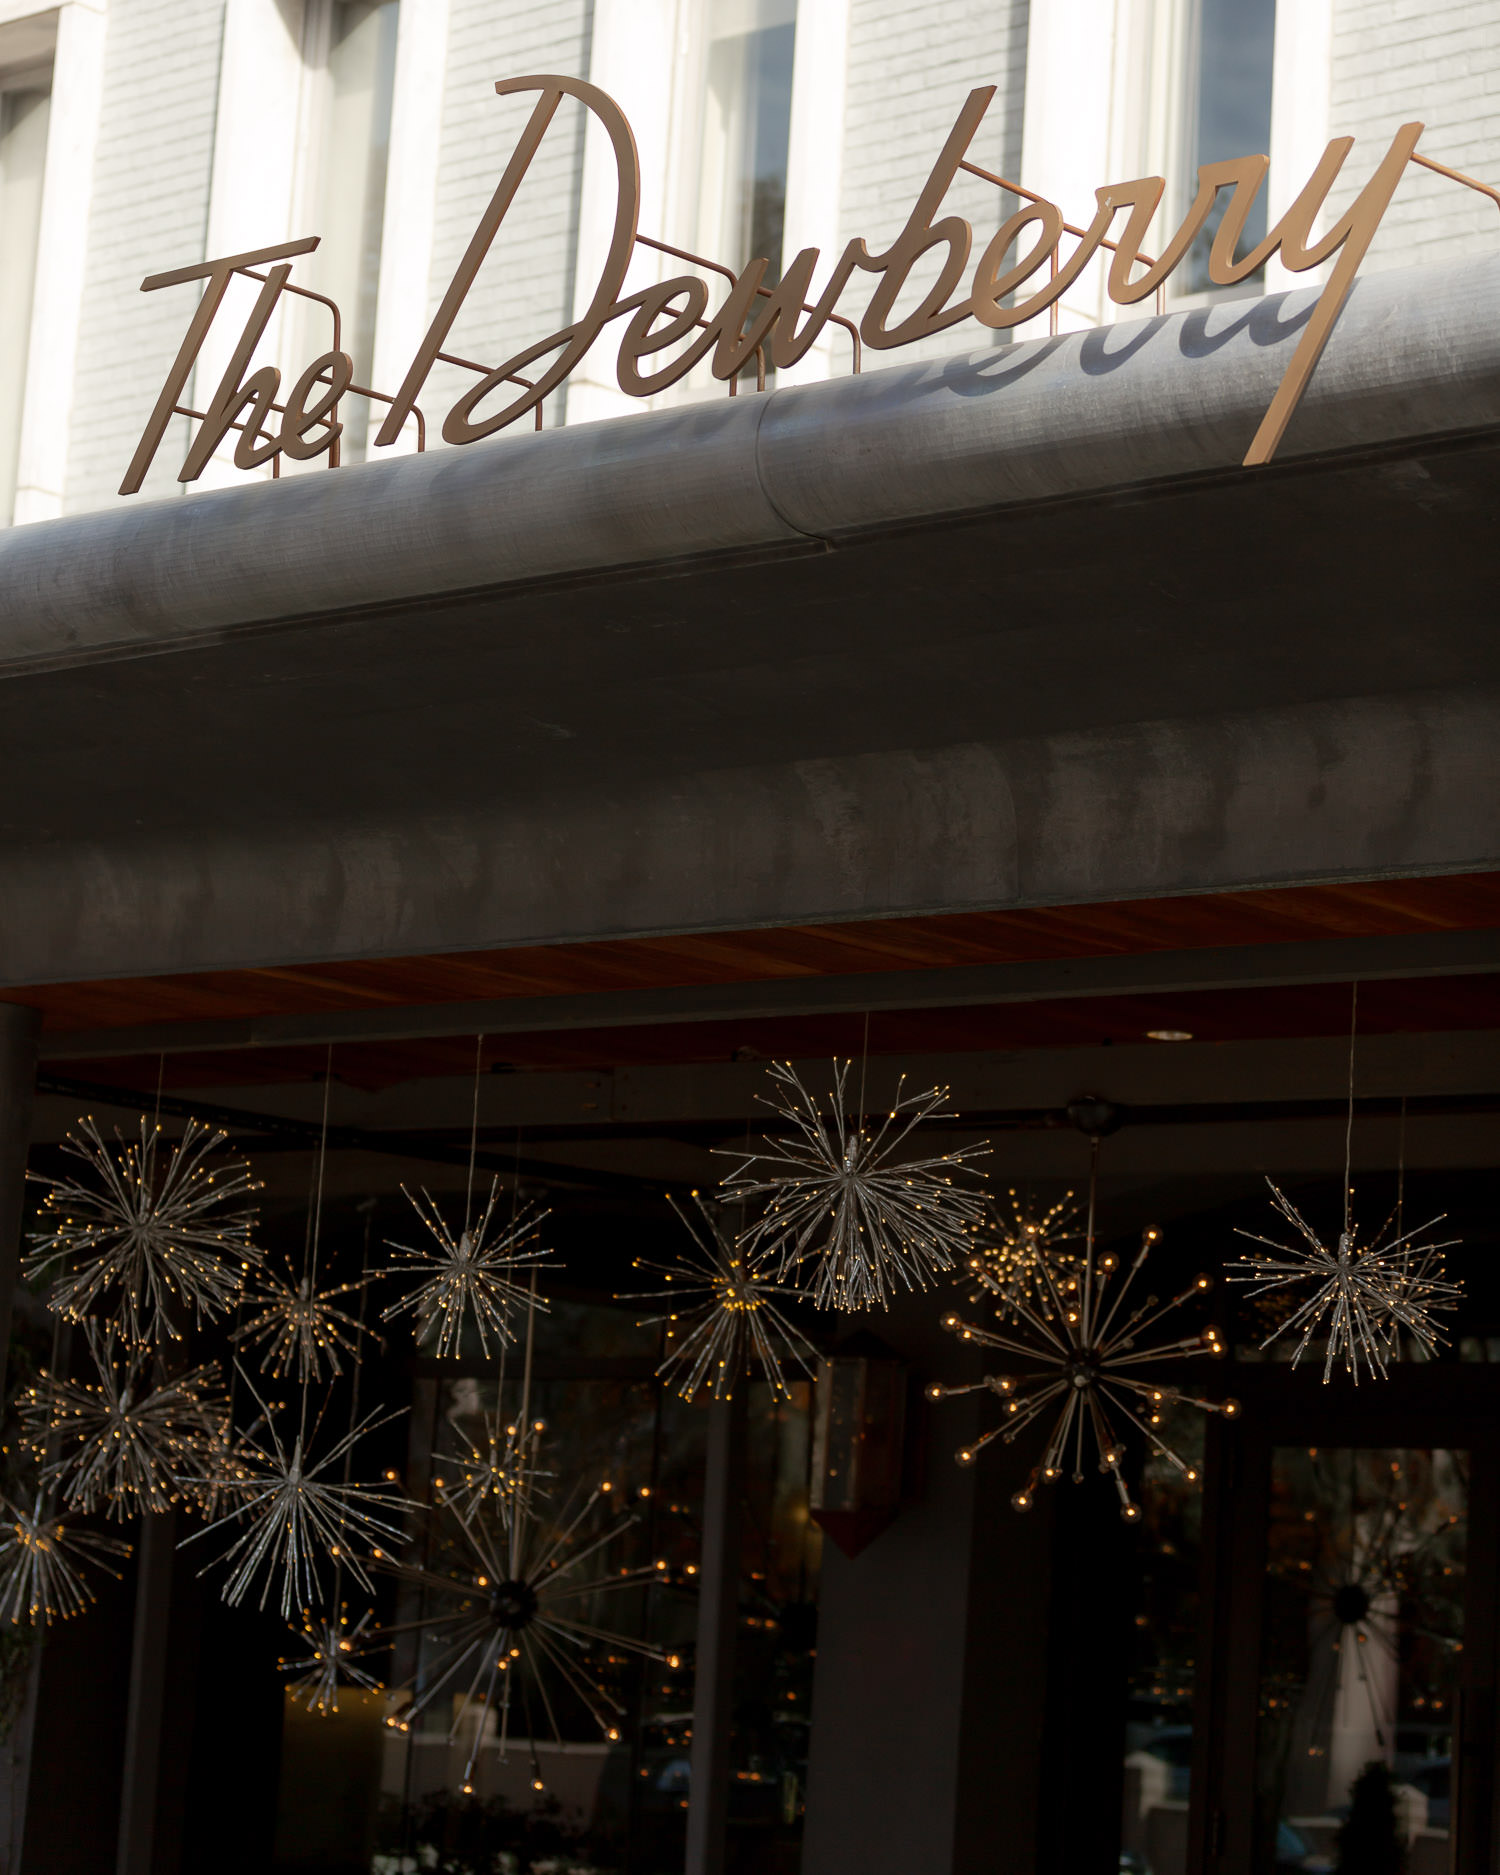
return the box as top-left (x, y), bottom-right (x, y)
top-left (1147, 1029), bottom-right (1193, 1042)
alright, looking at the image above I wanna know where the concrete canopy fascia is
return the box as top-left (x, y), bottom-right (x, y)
top-left (1, 254), bottom-right (1499, 671)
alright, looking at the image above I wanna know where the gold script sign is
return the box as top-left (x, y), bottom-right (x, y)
top-left (120, 74), bottom-right (1500, 495)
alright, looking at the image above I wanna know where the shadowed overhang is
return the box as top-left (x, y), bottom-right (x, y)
top-left (1, 254), bottom-right (1499, 1018)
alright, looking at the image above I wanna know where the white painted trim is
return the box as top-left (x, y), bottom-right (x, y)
top-left (11, 0), bottom-right (106, 526)
top-left (1018, 0), bottom-right (1118, 333)
top-left (1265, 0), bottom-right (1332, 291)
top-left (195, 0), bottom-right (308, 485)
top-left (368, 0), bottom-right (448, 451)
top-left (775, 0), bottom-right (850, 385)
top-left (566, 0), bottom-right (681, 425)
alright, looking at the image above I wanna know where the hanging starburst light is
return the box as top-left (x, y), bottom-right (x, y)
top-left (931, 1206), bottom-right (1237, 1520)
top-left (22, 1324), bottom-right (227, 1521)
top-left (0, 1491), bottom-right (131, 1626)
top-left (378, 1430), bottom-right (675, 1796)
top-left (1226, 1180), bottom-right (1461, 1383)
top-left (192, 1371), bottom-right (409, 1616)
top-left (717, 1059), bottom-right (990, 1311)
top-left (383, 1179), bottom-right (550, 1359)
top-left (621, 1191), bottom-right (817, 1401)
top-left (966, 1189), bottom-right (1082, 1318)
top-left (279, 1605), bottom-right (387, 1714)
top-left (232, 1257), bottom-right (380, 1382)
top-left (25, 1115), bottom-right (261, 1347)
top-left (434, 1410), bottom-right (550, 1527)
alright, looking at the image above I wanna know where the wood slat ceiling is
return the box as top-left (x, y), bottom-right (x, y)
top-left (59, 971), bottom-right (1500, 1094)
top-left (9, 872), bottom-right (1500, 1038)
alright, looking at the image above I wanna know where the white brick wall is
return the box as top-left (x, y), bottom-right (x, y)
top-left (840, 0), bottom-right (1029, 363)
top-left (423, 0), bottom-right (593, 434)
top-left (36, 0), bottom-right (1500, 518)
top-left (63, 0), bottom-right (224, 511)
top-left (1328, 0), bottom-right (1500, 273)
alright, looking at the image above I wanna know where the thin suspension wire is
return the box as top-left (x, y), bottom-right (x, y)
top-left (1343, 983), bottom-right (1359, 1239)
top-left (463, 1034), bottom-right (485, 1235)
top-left (307, 1046), bottom-right (334, 1294)
top-left (1396, 1094), bottom-right (1408, 1242)
top-left (299, 1046), bottom-right (335, 1450)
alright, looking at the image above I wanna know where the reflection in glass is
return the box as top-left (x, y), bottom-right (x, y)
top-left (1184, 0), bottom-right (1276, 295)
top-left (268, 1299), bottom-right (821, 1871)
top-left (698, 0), bottom-right (797, 283)
top-left (0, 81), bottom-right (50, 522)
top-left (1122, 1407), bottom-right (1204, 1875)
top-left (1253, 1448), bottom-right (1466, 1875)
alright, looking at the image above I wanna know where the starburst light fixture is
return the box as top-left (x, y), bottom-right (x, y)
top-left (378, 1425), bottom-right (676, 1795)
top-left (232, 1257), bottom-right (380, 1382)
top-left (1226, 1180), bottom-right (1461, 1383)
top-left (279, 1605), bottom-right (387, 1714)
top-left (25, 1115), bottom-right (261, 1346)
top-left (383, 1179), bottom-right (550, 1359)
top-left (930, 1165), bottom-right (1237, 1519)
top-left (192, 1371), bottom-right (409, 1616)
top-left (966, 1189), bottom-right (1082, 1318)
top-left (434, 1410), bottom-right (550, 1527)
top-left (718, 1059), bottom-right (990, 1311)
top-left (0, 1491), bottom-right (132, 1625)
top-left (22, 1323), bottom-right (227, 1521)
top-left (621, 1191), bottom-right (817, 1401)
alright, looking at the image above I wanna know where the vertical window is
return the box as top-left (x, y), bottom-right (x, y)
top-left (0, 67), bottom-right (50, 522)
top-left (1184, 0), bottom-right (1276, 294)
top-left (301, 0), bottom-right (399, 453)
top-left (697, 0), bottom-right (797, 282)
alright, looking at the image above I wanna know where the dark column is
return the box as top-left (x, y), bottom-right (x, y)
top-left (801, 1293), bottom-right (1055, 1875)
top-left (0, 1002), bottom-right (39, 1405)
top-left (685, 1388), bottom-right (746, 1875)
top-left (116, 1512), bottom-right (177, 1875)
top-left (0, 1003), bottom-right (39, 1866)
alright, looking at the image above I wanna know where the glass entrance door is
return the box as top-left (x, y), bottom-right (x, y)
top-left (1252, 1447), bottom-right (1466, 1875)
top-left (1193, 1389), bottom-right (1498, 1875)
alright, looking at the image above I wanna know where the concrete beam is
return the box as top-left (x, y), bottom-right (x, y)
top-left (4, 260), bottom-right (1500, 985)
top-left (2, 258), bottom-right (1498, 666)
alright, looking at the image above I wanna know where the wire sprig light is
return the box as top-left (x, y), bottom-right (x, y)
top-left (1226, 1181), bottom-right (1460, 1383)
top-left (22, 1323), bottom-right (227, 1521)
top-left (620, 1191), bottom-right (817, 1401)
top-left (279, 1605), bottom-right (386, 1715)
top-left (434, 1410), bottom-right (550, 1528)
top-left (192, 1370), bottom-right (409, 1616)
top-left (232, 1257), bottom-right (381, 1382)
top-left (965, 1189), bottom-right (1081, 1319)
top-left (718, 1059), bottom-right (990, 1311)
top-left (0, 1491), bottom-right (131, 1625)
top-left (383, 1179), bottom-right (551, 1359)
top-left (24, 1115), bottom-right (261, 1346)
top-left (378, 1421), bottom-right (675, 1797)
top-left (931, 1149), bottom-right (1237, 1521)
top-left (1227, 986), bottom-right (1462, 1382)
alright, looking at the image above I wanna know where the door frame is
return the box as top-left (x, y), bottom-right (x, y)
top-left (1187, 1363), bottom-right (1500, 1875)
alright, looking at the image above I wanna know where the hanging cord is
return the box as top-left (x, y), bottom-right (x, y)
top-left (298, 1047), bottom-right (334, 1452)
top-left (511, 1270), bottom-right (540, 1584)
top-left (330, 1198), bottom-right (379, 1613)
top-left (463, 1034), bottom-right (485, 1239)
top-left (1396, 1094), bottom-right (1407, 1243)
top-left (306, 1045), bottom-right (334, 1296)
top-left (1343, 983), bottom-right (1359, 1241)
top-left (855, 1009), bottom-right (871, 1132)
top-left (1080, 1134), bottom-right (1101, 1348)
